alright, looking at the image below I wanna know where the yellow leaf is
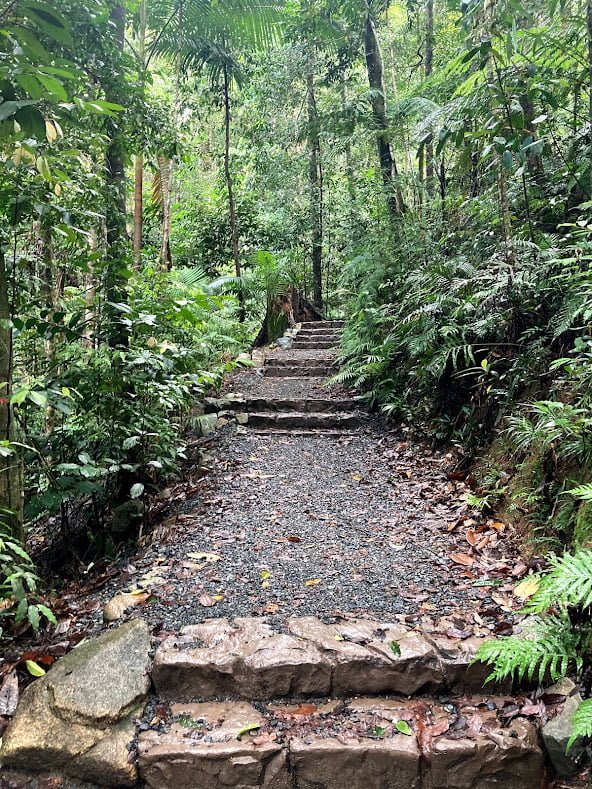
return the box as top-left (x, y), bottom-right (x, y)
top-left (45, 120), bottom-right (58, 143)
top-left (305, 578), bottom-right (321, 587)
top-left (260, 570), bottom-right (270, 580)
top-left (513, 577), bottom-right (540, 599)
top-left (25, 660), bottom-right (46, 677)
top-left (187, 552), bottom-right (221, 563)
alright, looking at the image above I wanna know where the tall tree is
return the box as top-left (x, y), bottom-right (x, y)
top-left (105, 2), bottom-right (130, 348)
top-left (306, 63), bottom-right (323, 310)
top-left (363, 7), bottom-right (405, 217)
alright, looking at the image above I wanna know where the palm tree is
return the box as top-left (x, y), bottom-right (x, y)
top-left (143, 0), bottom-right (282, 283)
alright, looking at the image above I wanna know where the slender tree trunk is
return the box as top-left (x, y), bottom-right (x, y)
top-left (158, 155), bottom-right (173, 270)
top-left (133, 0), bottom-right (147, 267)
top-left (133, 154), bottom-right (143, 267)
top-left (340, 72), bottom-right (356, 208)
top-left (587, 0), bottom-right (592, 197)
top-left (105, 3), bottom-right (129, 348)
top-left (223, 64), bottom-right (240, 281)
top-left (364, 13), bottom-right (405, 217)
top-left (306, 67), bottom-right (323, 311)
top-left (425, 0), bottom-right (435, 196)
top-left (0, 250), bottom-right (23, 542)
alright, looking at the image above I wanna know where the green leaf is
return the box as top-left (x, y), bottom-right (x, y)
top-left (130, 483), bottom-right (144, 499)
top-left (28, 390), bottom-right (48, 407)
top-left (15, 105), bottom-right (45, 139)
top-left (23, 2), bottom-right (73, 45)
top-left (11, 388), bottom-right (29, 405)
top-left (390, 640), bottom-right (401, 656)
top-left (28, 604), bottom-right (40, 632)
top-left (37, 604), bottom-right (57, 625)
top-left (25, 659), bottom-right (46, 677)
top-left (395, 721), bottom-right (413, 736)
top-left (236, 722), bottom-right (261, 740)
top-left (15, 74), bottom-right (44, 100)
top-left (36, 155), bottom-right (52, 181)
top-left (37, 74), bottom-right (68, 102)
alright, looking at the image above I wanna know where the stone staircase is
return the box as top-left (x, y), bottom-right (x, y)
top-left (137, 616), bottom-right (545, 789)
top-left (245, 320), bottom-right (364, 432)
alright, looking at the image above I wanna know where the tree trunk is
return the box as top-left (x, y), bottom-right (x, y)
top-left (222, 64), bottom-right (245, 320)
top-left (157, 155), bottom-right (173, 270)
top-left (364, 13), bottom-right (405, 217)
top-left (587, 0), bottom-right (592, 198)
top-left (0, 250), bottom-right (24, 543)
top-left (105, 3), bottom-right (129, 348)
top-left (425, 0), bottom-right (435, 196)
top-left (306, 67), bottom-right (323, 311)
top-left (223, 64), bottom-right (240, 282)
top-left (340, 72), bottom-right (356, 209)
top-left (133, 0), bottom-right (147, 267)
top-left (133, 154), bottom-right (143, 267)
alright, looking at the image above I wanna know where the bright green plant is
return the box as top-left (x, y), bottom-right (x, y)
top-left (0, 519), bottom-right (55, 637)
top-left (476, 550), bottom-right (592, 749)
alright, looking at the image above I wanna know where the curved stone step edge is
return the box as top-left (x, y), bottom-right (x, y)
top-left (246, 397), bottom-right (360, 413)
top-left (151, 616), bottom-right (507, 702)
top-left (137, 696), bottom-right (545, 789)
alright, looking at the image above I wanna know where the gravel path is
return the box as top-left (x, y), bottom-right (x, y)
top-left (23, 349), bottom-right (526, 642)
top-left (128, 425), bottom-right (481, 630)
top-left (224, 370), bottom-right (350, 400)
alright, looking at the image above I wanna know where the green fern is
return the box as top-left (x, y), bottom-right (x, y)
top-left (524, 550), bottom-right (592, 612)
top-left (475, 614), bottom-right (583, 684)
top-left (569, 699), bottom-right (592, 751)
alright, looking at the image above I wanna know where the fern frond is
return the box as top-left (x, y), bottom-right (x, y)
top-left (567, 484), bottom-right (592, 502)
top-left (568, 699), bottom-right (592, 751)
top-left (474, 615), bottom-right (581, 684)
top-left (525, 550), bottom-right (592, 612)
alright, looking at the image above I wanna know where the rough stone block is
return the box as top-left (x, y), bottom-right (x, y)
top-left (138, 702), bottom-right (290, 789)
top-left (289, 736), bottom-right (421, 789)
top-left (0, 619), bottom-right (150, 786)
top-left (425, 718), bottom-right (544, 789)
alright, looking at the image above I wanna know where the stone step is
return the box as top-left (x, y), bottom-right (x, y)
top-left (291, 341), bottom-right (338, 350)
top-left (296, 329), bottom-right (342, 338)
top-left (245, 397), bottom-right (359, 413)
top-left (152, 617), bottom-right (499, 702)
top-left (264, 357), bottom-right (333, 368)
top-left (247, 411), bottom-right (362, 430)
top-left (264, 365), bottom-right (336, 378)
top-left (138, 695), bottom-right (544, 789)
top-left (300, 320), bottom-right (345, 329)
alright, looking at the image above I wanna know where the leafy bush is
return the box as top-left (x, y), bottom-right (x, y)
top-left (0, 520), bottom-right (55, 637)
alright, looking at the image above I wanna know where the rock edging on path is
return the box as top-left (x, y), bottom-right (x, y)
top-left (151, 615), bottom-right (496, 700)
top-left (0, 615), bottom-right (574, 788)
top-left (0, 619), bottom-right (151, 786)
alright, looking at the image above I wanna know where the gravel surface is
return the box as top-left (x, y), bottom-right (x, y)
top-left (90, 418), bottom-right (492, 632)
top-left (265, 348), bottom-right (338, 359)
top-left (20, 350), bottom-right (524, 642)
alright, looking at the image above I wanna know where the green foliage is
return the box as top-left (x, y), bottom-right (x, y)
top-left (476, 551), bottom-right (592, 749)
top-left (0, 520), bottom-right (55, 637)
